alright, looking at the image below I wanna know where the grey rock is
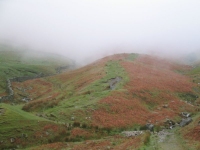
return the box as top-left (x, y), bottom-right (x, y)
top-left (122, 131), bottom-right (143, 137)
top-left (164, 119), bottom-right (175, 129)
top-left (179, 117), bottom-right (192, 127)
top-left (109, 77), bottom-right (122, 90)
top-left (10, 138), bottom-right (15, 143)
top-left (181, 112), bottom-right (190, 118)
top-left (146, 123), bottom-right (154, 131)
top-left (162, 104), bottom-right (168, 108)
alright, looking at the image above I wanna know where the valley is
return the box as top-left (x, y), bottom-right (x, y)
top-left (1, 51), bottom-right (200, 150)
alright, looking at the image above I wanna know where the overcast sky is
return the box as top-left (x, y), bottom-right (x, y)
top-left (0, 0), bottom-right (200, 64)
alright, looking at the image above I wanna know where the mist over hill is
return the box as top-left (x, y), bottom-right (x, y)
top-left (1, 0), bottom-right (200, 65)
top-left (1, 0), bottom-right (200, 149)
top-left (0, 45), bottom-right (74, 97)
top-left (0, 52), bottom-right (200, 149)
top-left (183, 51), bottom-right (200, 65)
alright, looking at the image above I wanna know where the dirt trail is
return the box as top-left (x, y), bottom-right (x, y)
top-left (148, 129), bottom-right (186, 150)
top-left (158, 132), bottom-right (184, 150)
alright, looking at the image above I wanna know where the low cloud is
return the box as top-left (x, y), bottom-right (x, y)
top-left (0, 0), bottom-right (200, 64)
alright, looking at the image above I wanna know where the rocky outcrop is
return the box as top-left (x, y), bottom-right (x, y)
top-left (164, 119), bottom-right (176, 129)
top-left (21, 97), bottom-right (31, 102)
top-left (10, 137), bottom-right (15, 143)
top-left (179, 117), bottom-right (192, 127)
top-left (122, 131), bottom-right (143, 137)
top-left (181, 112), bottom-right (190, 118)
top-left (109, 77), bottom-right (122, 90)
top-left (146, 123), bottom-right (154, 131)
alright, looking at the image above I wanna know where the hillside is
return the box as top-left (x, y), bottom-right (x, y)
top-left (17, 54), bottom-right (196, 126)
top-left (0, 46), bottom-right (73, 97)
top-left (183, 50), bottom-right (200, 65)
top-left (0, 103), bottom-right (69, 149)
top-left (1, 53), bottom-right (200, 149)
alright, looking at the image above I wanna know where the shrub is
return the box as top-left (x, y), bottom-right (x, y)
top-left (143, 132), bottom-right (151, 145)
top-left (196, 143), bottom-right (200, 150)
top-left (82, 123), bottom-right (87, 128)
top-left (73, 121), bottom-right (80, 127)
top-left (139, 125), bottom-right (147, 130)
top-left (154, 126), bottom-right (161, 132)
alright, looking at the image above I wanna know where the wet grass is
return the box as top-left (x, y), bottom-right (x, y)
top-left (43, 60), bottom-right (130, 124)
top-left (0, 49), bottom-right (70, 96)
top-left (0, 103), bottom-right (70, 149)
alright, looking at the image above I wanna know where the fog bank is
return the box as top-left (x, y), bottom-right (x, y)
top-left (0, 0), bottom-right (200, 64)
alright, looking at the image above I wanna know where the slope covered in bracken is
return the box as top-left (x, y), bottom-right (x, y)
top-left (13, 53), bottom-right (195, 128)
top-left (185, 118), bottom-right (200, 141)
top-left (7, 53), bottom-right (200, 149)
top-left (0, 49), bottom-right (72, 96)
top-left (14, 54), bottom-right (128, 112)
top-left (177, 62), bottom-right (200, 150)
top-left (30, 134), bottom-right (144, 150)
top-left (92, 55), bottom-right (195, 128)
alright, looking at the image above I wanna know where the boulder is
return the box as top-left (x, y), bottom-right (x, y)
top-left (146, 123), bottom-right (154, 131)
top-left (122, 131), bottom-right (143, 137)
top-left (181, 112), bottom-right (190, 118)
top-left (109, 77), bottom-right (122, 90)
top-left (164, 119), bottom-right (176, 129)
top-left (162, 104), bottom-right (168, 108)
top-left (10, 137), bottom-right (15, 143)
top-left (179, 117), bottom-right (192, 127)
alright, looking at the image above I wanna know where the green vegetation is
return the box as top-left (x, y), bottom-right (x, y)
top-left (0, 103), bottom-right (47, 149)
top-left (178, 92), bottom-right (197, 103)
top-left (44, 60), bottom-right (129, 123)
top-left (0, 48), bottom-right (71, 96)
top-left (0, 103), bottom-right (47, 121)
top-left (83, 60), bottom-right (129, 92)
top-left (126, 53), bottom-right (139, 61)
top-left (143, 132), bottom-right (151, 146)
top-left (2, 52), bottom-right (200, 149)
top-left (188, 66), bottom-right (200, 75)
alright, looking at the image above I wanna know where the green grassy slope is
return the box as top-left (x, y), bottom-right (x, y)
top-left (0, 103), bottom-right (67, 149)
top-left (44, 59), bottom-right (130, 123)
top-left (0, 46), bottom-right (72, 96)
